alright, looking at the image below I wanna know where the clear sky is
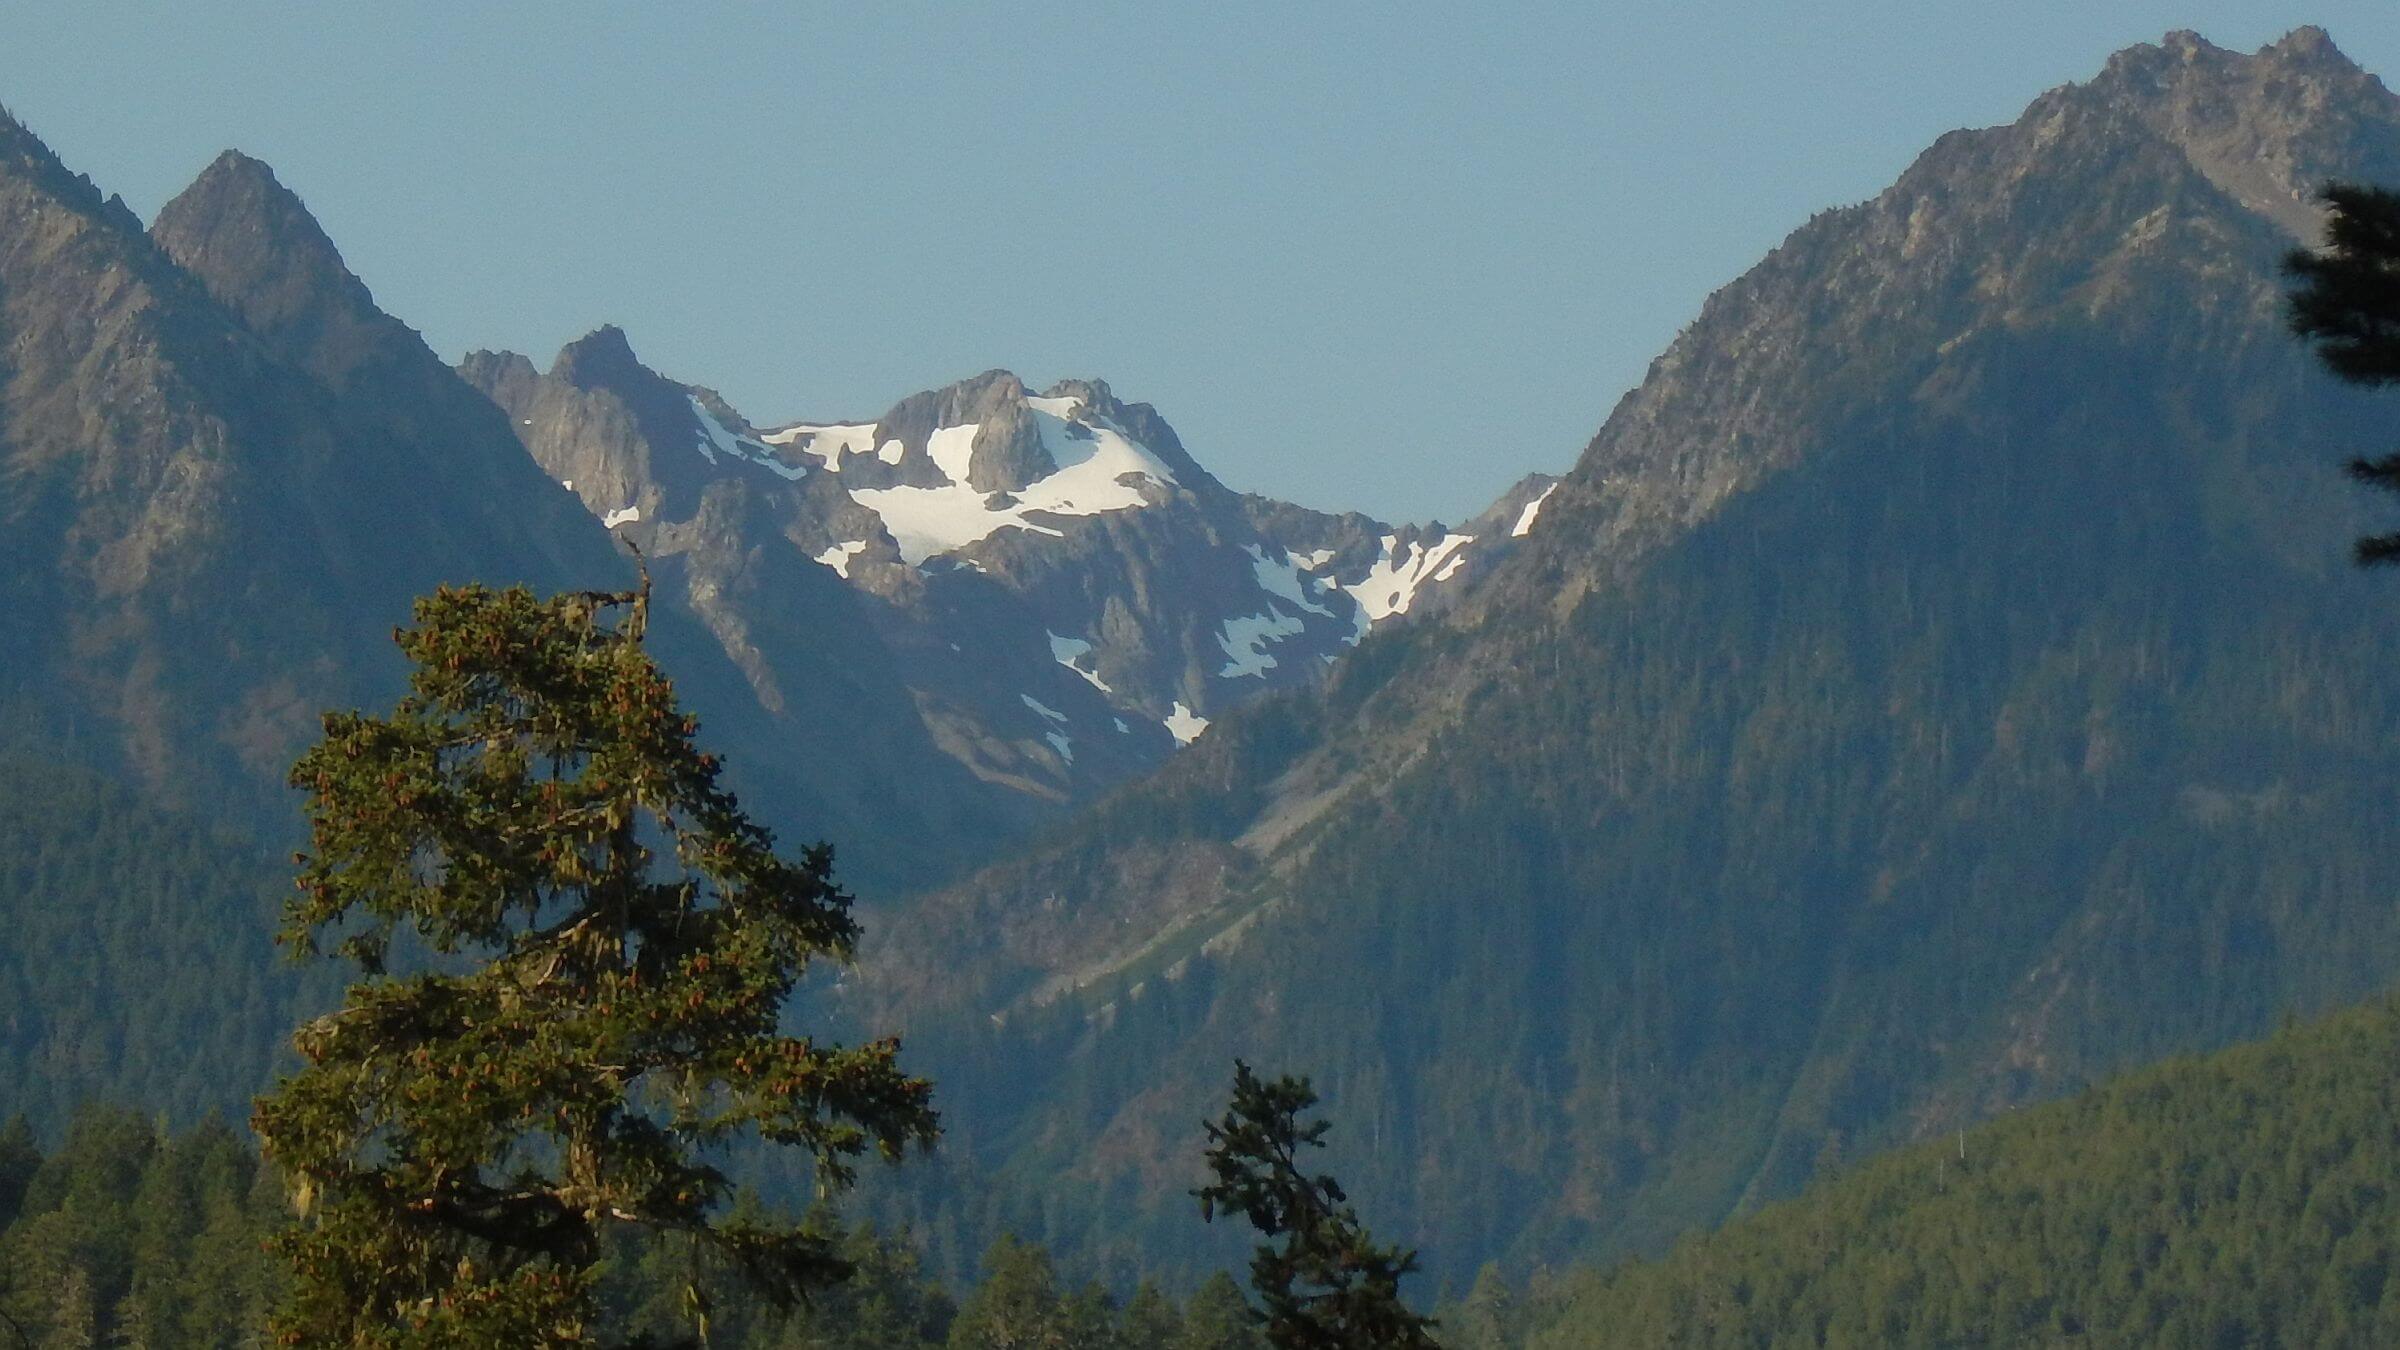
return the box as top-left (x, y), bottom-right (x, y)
top-left (3, 4), bottom-right (2396, 523)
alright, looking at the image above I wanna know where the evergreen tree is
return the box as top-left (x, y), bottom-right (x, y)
top-left (1449, 1263), bottom-right (1515, 1350)
top-left (1174, 1275), bottom-right (1262, 1350)
top-left (2287, 181), bottom-right (2400, 561)
top-left (1119, 1282), bottom-right (1183, 1348)
top-left (252, 579), bottom-right (938, 1346)
top-left (1194, 1064), bottom-right (1435, 1349)
top-left (945, 1235), bottom-right (1069, 1349)
top-left (791, 1219), bottom-right (956, 1349)
top-left (1056, 1285), bottom-right (1126, 1350)
top-left (0, 1116), bottom-right (34, 1229)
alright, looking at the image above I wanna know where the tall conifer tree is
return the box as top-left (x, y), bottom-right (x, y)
top-left (254, 578), bottom-right (937, 1347)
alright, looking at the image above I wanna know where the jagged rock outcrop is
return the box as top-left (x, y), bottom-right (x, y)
top-left (462, 333), bottom-right (1520, 816)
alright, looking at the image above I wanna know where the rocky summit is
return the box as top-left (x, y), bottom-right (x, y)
top-left (462, 328), bottom-right (1551, 822)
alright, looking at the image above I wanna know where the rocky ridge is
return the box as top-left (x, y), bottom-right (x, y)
top-left (461, 332), bottom-right (1553, 810)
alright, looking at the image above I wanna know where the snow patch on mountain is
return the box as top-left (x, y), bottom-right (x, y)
top-left (759, 422), bottom-right (897, 471)
top-left (851, 405), bottom-right (1178, 565)
top-left (1246, 545), bottom-right (1336, 618)
top-left (1219, 609), bottom-right (1309, 678)
top-left (1165, 701), bottom-right (1210, 745)
top-left (1021, 693), bottom-right (1068, 723)
top-left (814, 539), bottom-right (869, 578)
top-left (602, 505), bottom-right (641, 529)
top-left (690, 396), bottom-right (806, 480)
top-left (1344, 533), bottom-right (1476, 638)
top-left (1512, 482), bottom-right (1559, 537)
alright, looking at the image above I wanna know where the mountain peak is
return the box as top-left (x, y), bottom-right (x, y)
top-left (2264, 25), bottom-right (2348, 66)
top-left (0, 105), bottom-right (146, 235)
top-left (553, 324), bottom-right (651, 389)
top-left (155, 148), bottom-right (351, 283)
top-left (150, 146), bottom-right (393, 378)
top-left (2096, 25), bottom-right (2376, 89)
top-left (2073, 26), bottom-right (2400, 240)
top-left (196, 147), bottom-right (279, 187)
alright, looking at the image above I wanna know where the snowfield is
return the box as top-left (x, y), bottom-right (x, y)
top-left (850, 401), bottom-right (1180, 565)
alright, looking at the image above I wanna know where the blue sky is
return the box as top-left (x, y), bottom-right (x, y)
top-left (4, 4), bottom-right (2396, 522)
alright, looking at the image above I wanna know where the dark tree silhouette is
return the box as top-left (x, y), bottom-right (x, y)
top-left (1194, 1062), bottom-right (1436, 1349)
top-left (2287, 181), bottom-right (2400, 562)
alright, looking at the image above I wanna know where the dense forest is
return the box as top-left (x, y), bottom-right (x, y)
top-left (0, 1106), bottom-right (1269, 1348)
top-left (0, 744), bottom-right (334, 1136)
top-left (1522, 992), bottom-right (2400, 1346)
top-left (15, 992), bottom-right (2400, 1345)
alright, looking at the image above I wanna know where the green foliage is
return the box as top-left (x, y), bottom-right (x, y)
top-left (0, 1107), bottom-right (282, 1349)
top-left (253, 581), bottom-right (938, 1346)
top-left (0, 743), bottom-right (337, 1137)
top-left (1435, 1263), bottom-right (1522, 1350)
top-left (1526, 993), bottom-right (2400, 1347)
top-left (0, 1116), bottom-right (1263, 1350)
top-left (1195, 1063), bottom-right (1435, 1349)
top-left (944, 1234), bottom-right (1126, 1348)
top-left (1176, 1274), bottom-right (1265, 1350)
top-left (2286, 179), bottom-right (2400, 560)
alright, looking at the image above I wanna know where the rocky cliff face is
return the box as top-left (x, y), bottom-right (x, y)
top-left (0, 116), bottom-right (628, 831)
top-left (460, 332), bottom-right (1540, 815)
top-left (842, 28), bottom-right (2400, 1285)
top-left (0, 126), bottom-right (1024, 892)
top-left (0, 98), bottom-right (1541, 896)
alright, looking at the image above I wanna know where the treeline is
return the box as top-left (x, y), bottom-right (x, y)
top-left (1522, 993), bottom-right (2400, 1347)
top-left (25, 989), bottom-right (2400, 1347)
top-left (0, 1107), bottom-right (1267, 1349)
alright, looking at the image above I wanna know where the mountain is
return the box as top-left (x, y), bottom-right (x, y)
top-left (2, 119), bottom-right (1517, 898)
top-left (460, 330), bottom-right (1549, 814)
top-left (0, 124), bottom-right (637, 836)
top-left (836, 28), bottom-right (2400, 1286)
top-left (0, 108), bottom-right (1557, 1131)
top-left (1523, 992), bottom-right (2400, 1347)
top-left (0, 133), bottom-right (1001, 893)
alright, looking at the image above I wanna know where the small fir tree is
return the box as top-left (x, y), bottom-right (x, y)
top-left (1194, 1063), bottom-right (1436, 1349)
top-left (0, 1115), bottom-right (35, 1229)
top-left (1121, 1281), bottom-right (1185, 1348)
top-left (253, 579), bottom-right (937, 1347)
top-left (1176, 1273), bottom-right (1264, 1350)
top-left (945, 1235), bottom-right (1066, 1349)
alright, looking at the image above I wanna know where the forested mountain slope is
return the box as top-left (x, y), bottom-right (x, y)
top-left (848, 28), bottom-right (2400, 1287)
top-left (1526, 993), bottom-right (2400, 1347)
top-left (0, 744), bottom-right (330, 1136)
